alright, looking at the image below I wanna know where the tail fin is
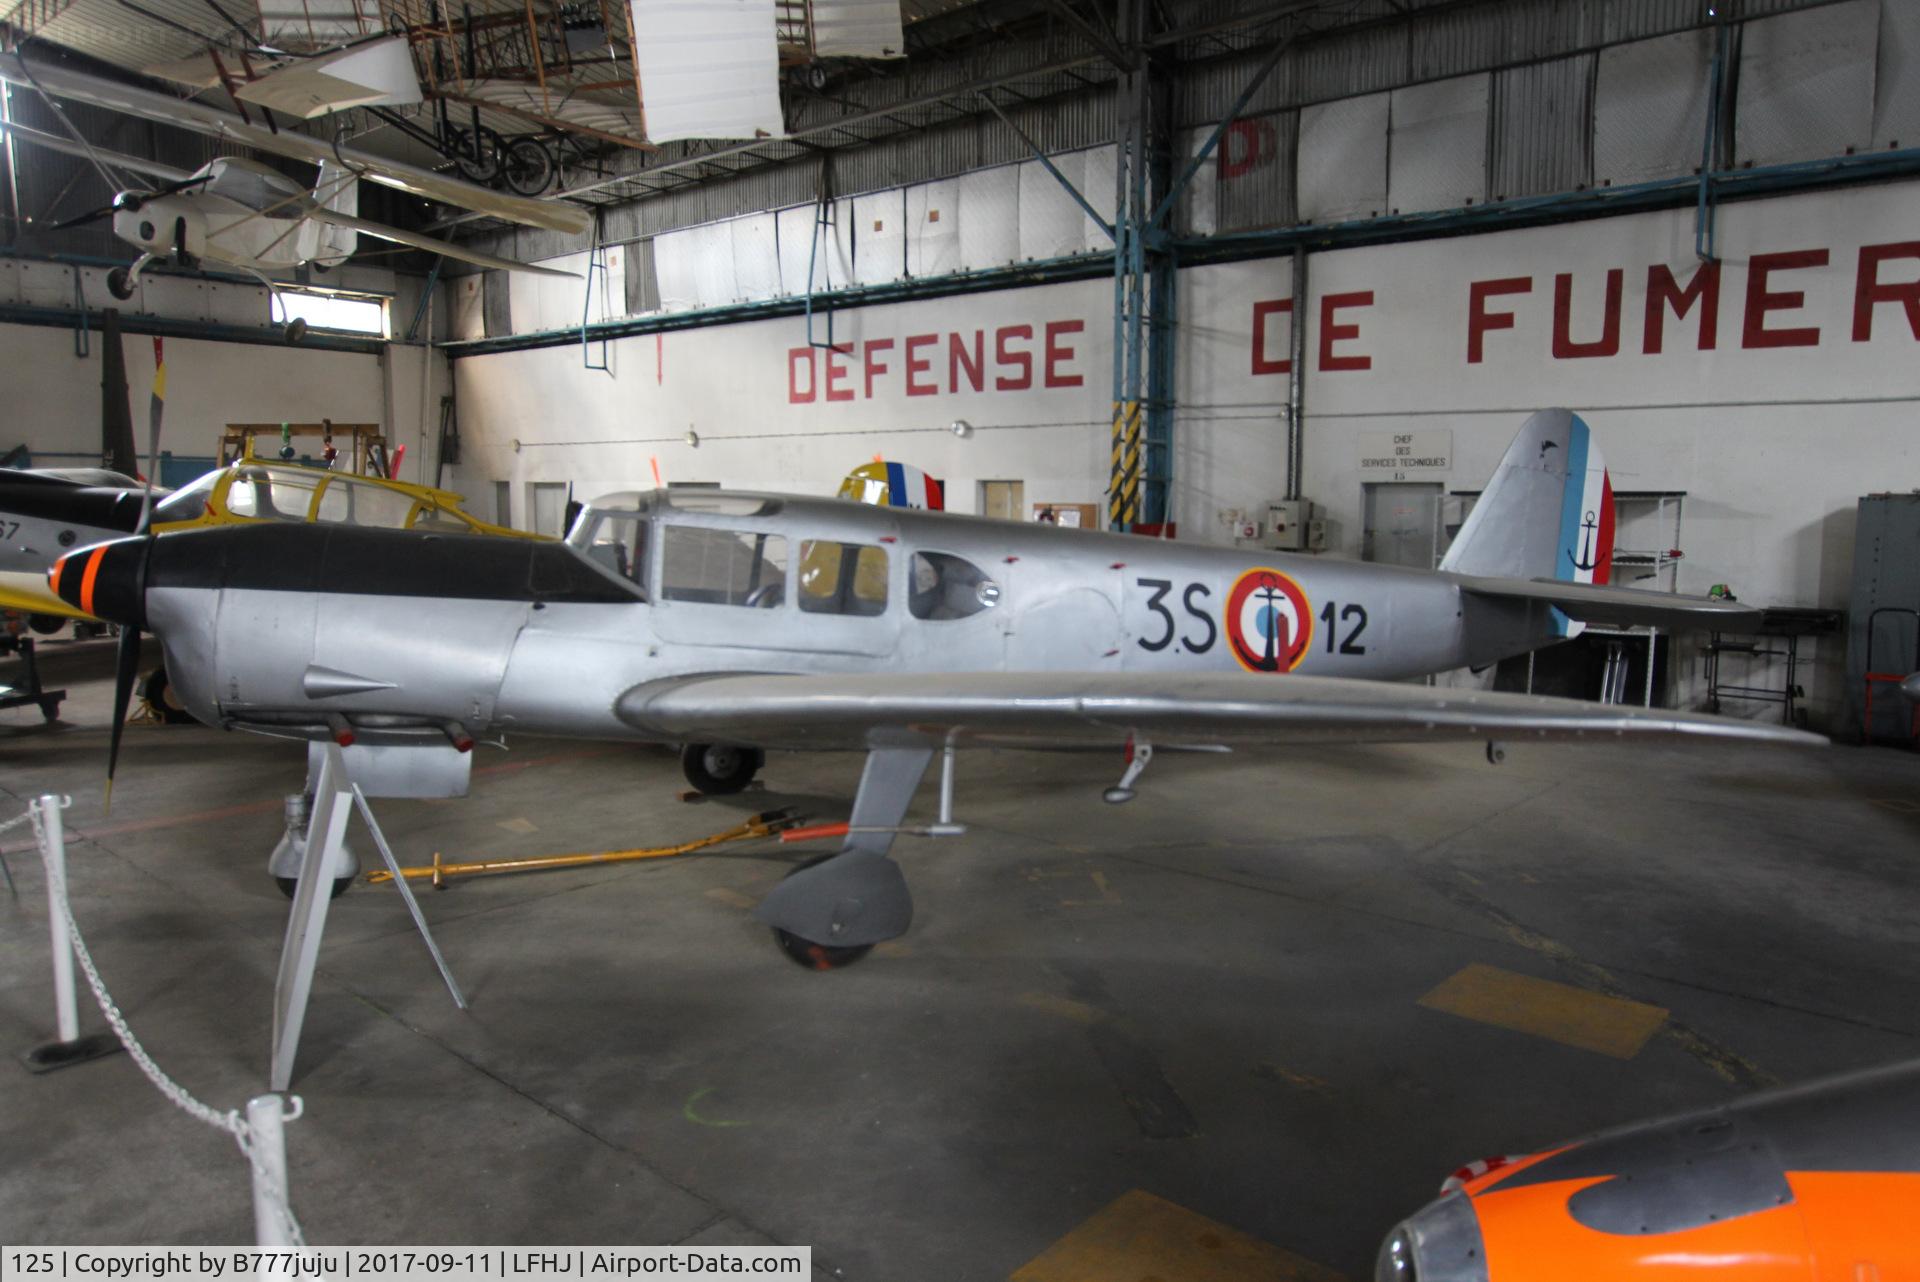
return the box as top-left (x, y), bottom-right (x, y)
top-left (1440, 408), bottom-right (1614, 586)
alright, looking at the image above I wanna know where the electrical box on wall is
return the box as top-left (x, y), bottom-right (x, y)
top-left (1267, 500), bottom-right (1325, 552)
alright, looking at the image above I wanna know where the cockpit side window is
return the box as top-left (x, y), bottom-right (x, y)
top-left (660, 525), bottom-right (786, 607)
top-left (909, 551), bottom-right (1000, 620)
top-left (579, 513), bottom-right (651, 598)
top-left (798, 540), bottom-right (888, 617)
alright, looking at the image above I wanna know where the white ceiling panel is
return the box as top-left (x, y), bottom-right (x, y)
top-left (1736, 0), bottom-right (1879, 168)
top-left (631, 0), bottom-right (785, 142)
top-left (906, 179), bottom-right (960, 278)
top-left (956, 165), bottom-right (1019, 272)
top-left (813, 0), bottom-right (906, 57)
top-left (1388, 74), bottom-right (1487, 214)
top-left (852, 191), bottom-right (908, 286)
top-left (1297, 91), bottom-right (1389, 223)
top-left (1594, 28), bottom-right (1714, 187)
top-left (1875, 0), bottom-right (1920, 149)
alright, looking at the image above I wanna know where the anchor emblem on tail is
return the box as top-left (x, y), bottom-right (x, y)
top-left (1568, 511), bottom-right (1599, 573)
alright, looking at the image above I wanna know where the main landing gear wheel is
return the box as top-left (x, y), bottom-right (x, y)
top-left (770, 853), bottom-right (873, 971)
top-left (680, 742), bottom-right (763, 795)
top-left (285, 318), bottom-right (309, 344)
top-left (106, 267), bottom-right (135, 300)
top-left (275, 876), bottom-right (354, 900)
top-left (139, 667), bottom-right (194, 725)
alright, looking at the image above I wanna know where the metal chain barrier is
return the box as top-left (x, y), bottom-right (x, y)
top-left (22, 795), bottom-right (310, 1246)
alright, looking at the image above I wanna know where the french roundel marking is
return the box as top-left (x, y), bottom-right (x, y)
top-left (1224, 567), bottom-right (1312, 673)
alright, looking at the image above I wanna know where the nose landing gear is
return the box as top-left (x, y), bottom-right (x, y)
top-left (680, 742), bottom-right (764, 795)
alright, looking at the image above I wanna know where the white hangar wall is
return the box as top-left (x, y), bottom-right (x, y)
top-left (450, 177), bottom-right (1920, 725)
top-left (0, 263), bottom-right (448, 485)
top-left (2, 323), bottom-right (446, 485)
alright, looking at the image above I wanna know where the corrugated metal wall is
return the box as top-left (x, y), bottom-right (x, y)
top-left (461, 0), bottom-right (1906, 338)
top-left (1490, 54), bottom-right (1595, 200)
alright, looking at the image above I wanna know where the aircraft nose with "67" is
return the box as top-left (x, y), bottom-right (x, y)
top-left (51, 410), bottom-right (1821, 969)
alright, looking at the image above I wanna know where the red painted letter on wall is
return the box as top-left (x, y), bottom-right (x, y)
top-left (787, 347), bottom-right (816, 403)
top-left (1551, 270), bottom-right (1623, 359)
top-left (904, 334), bottom-right (938, 396)
top-left (1644, 262), bottom-right (1721, 354)
top-left (1468, 277), bottom-right (1532, 363)
top-left (950, 331), bottom-right (984, 393)
top-left (1318, 291), bottom-right (1373, 371)
top-left (1742, 250), bottom-right (1828, 349)
top-left (995, 324), bottom-right (1034, 390)
top-left (863, 338), bottom-right (894, 399)
top-left (824, 343), bottom-right (855, 401)
top-left (1251, 299), bottom-right (1292, 375)
top-left (1043, 320), bottom-right (1084, 387)
top-left (1853, 242), bottom-right (1920, 342)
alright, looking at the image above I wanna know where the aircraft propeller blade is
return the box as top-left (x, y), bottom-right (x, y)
top-left (104, 614), bottom-right (142, 811)
top-left (47, 199), bottom-right (123, 231)
top-left (105, 337), bottom-right (164, 812)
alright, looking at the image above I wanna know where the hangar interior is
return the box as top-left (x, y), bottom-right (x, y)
top-left (2, 0), bottom-right (1919, 1277)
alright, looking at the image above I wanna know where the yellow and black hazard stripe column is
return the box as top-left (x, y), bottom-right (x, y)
top-left (1108, 399), bottom-right (1143, 530)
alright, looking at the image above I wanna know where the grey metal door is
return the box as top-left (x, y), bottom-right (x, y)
top-left (1363, 482), bottom-right (1442, 569)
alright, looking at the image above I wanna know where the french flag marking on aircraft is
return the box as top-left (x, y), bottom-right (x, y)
top-left (1550, 413), bottom-right (1615, 637)
top-left (883, 461), bottom-right (944, 510)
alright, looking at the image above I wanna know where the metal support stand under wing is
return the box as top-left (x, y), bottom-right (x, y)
top-left (270, 743), bottom-right (466, 1090)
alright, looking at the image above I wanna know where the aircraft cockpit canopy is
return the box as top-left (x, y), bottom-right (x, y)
top-left (569, 493), bottom-right (654, 598)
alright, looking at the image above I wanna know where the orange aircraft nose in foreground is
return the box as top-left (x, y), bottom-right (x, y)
top-left (1379, 1059), bottom-right (1920, 1282)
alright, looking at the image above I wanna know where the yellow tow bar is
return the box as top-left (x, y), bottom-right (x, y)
top-left (365, 807), bottom-right (809, 889)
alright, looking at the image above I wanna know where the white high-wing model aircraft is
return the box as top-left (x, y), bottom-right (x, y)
top-left (0, 52), bottom-right (580, 325)
top-left (53, 411), bottom-right (1822, 971)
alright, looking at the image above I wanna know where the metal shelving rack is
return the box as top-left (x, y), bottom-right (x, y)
top-left (1581, 491), bottom-right (1686, 707)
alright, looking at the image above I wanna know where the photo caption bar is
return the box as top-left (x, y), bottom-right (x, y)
top-left (2, 1249), bottom-right (810, 1281)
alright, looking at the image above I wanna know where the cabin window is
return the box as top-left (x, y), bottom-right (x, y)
top-left (314, 478), bottom-right (418, 529)
top-left (578, 513), bottom-right (650, 597)
top-left (227, 468), bottom-right (321, 520)
top-left (909, 551), bottom-right (1000, 620)
top-left (660, 526), bottom-right (787, 607)
top-left (798, 540), bottom-right (889, 617)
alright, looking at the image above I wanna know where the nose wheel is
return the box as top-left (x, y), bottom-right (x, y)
top-left (773, 928), bottom-right (872, 971)
top-left (680, 742), bottom-right (764, 795)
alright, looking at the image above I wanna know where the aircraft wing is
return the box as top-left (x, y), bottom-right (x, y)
top-left (614, 671), bottom-right (1824, 753)
top-left (0, 53), bottom-right (589, 236)
top-left (1452, 575), bottom-right (1765, 632)
top-left (307, 207), bottom-right (579, 277)
top-left (0, 119), bottom-right (198, 185)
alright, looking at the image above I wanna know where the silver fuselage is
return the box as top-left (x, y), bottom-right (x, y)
top-left (142, 490), bottom-right (1554, 746)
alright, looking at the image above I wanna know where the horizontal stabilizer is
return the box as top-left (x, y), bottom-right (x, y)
top-left (1455, 575), bottom-right (1762, 633)
top-left (616, 671), bottom-right (1821, 753)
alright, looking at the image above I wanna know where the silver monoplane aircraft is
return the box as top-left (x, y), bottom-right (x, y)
top-left (52, 411), bottom-right (1820, 965)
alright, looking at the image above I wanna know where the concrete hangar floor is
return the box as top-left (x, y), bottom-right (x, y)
top-left (2, 639), bottom-right (1917, 1279)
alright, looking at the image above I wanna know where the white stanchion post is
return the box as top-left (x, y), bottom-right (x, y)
top-left (21, 794), bottom-right (120, 1073)
top-left (246, 1094), bottom-right (297, 1246)
top-left (41, 795), bottom-right (79, 1044)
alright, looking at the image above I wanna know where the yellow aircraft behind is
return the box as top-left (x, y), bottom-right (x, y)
top-left (0, 458), bottom-right (538, 626)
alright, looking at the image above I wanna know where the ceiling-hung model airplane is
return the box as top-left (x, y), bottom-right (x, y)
top-left (13, 143), bottom-right (573, 321)
top-left (1378, 1057), bottom-right (1920, 1282)
top-left (51, 410), bottom-right (1822, 966)
top-left (0, 51), bottom-right (589, 236)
